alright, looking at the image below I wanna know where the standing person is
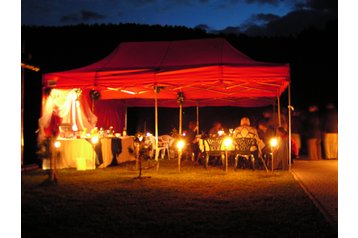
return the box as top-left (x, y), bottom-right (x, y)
top-left (323, 103), bottom-right (338, 159)
top-left (43, 106), bottom-right (62, 184)
top-left (291, 110), bottom-right (303, 159)
top-left (305, 105), bottom-right (322, 160)
top-left (277, 127), bottom-right (299, 164)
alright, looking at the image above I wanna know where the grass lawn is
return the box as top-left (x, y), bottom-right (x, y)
top-left (22, 159), bottom-right (337, 237)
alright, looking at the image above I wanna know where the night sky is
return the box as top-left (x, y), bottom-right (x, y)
top-left (22, 0), bottom-right (337, 36)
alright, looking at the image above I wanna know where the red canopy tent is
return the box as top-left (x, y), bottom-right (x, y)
top-left (43, 38), bottom-right (290, 108)
top-left (42, 38), bottom-right (292, 167)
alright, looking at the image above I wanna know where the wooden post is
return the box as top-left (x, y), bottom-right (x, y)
top-left (50, 138), bottom-right (58, 183)
top-left (154, 89), bottom-right (159, 161)
top-left (178, 150), bottom-right (181, 172)
top-left (277, 95), bottom-right (281, 127)
top-left (288, 83), bottom-right (292, 171)
top-left (225, 150), bottom-right (228, 173)
top-left (196, 102), bottom-right (200, 135)
top-left (124, 100), bottom-right (128, 132)
top-left (179, 103), bottom-right (183, 135)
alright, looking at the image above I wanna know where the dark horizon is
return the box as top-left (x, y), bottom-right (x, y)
top-left (22, 0), bottom-right (338, 37)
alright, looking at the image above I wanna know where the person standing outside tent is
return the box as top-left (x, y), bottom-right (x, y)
top-left (323, 103), bottom-right (338, 159)
top-left (277, 127), bottom-right (299, 164)
top-left (43, 106), bottom-right (62, 184)
top-left (305, 105), bottom-right (322, 160)
top-left (291, 110), bottom-right (303, 159)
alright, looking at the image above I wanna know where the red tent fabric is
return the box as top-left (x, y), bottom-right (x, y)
top-left (93, 100), bottom-right (126, 133)
top-left (43, 38), bottom-right (290, 107)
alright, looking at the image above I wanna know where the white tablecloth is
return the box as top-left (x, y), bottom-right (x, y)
top-left (101, 136), bottom-right (135, 167)
top-left (42, 138), bottom-right (95, 170)
top-left (42, 136), bottom-right (136, 170)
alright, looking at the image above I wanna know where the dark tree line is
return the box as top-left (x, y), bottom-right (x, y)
top-left (21, 22), bottom-right (337, 165)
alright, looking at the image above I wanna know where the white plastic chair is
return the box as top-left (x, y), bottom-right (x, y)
top-left (158, 135), bottom-right (174, 159)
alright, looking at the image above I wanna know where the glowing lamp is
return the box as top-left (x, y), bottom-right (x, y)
top-left (218, 130), bottom-right (224, 136)
top-left (176, 140), bottom-right (185, 150)
top-left (182, 132), bottom-right (186, 136)
top-left (72, 124), bottom-right (78, 132)
top-left (91, 136), bottom-right (99, 144)
top-left (223, 137), bottom-right (233, 148)
top-left (146, 132), bottom-right (152, 137)
top-left (270, 138), bottom-right (278, 148)
top-left (54, 141), bottom-right (61, 148)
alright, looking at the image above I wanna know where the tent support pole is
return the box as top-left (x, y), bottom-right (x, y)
top-left (124, 101), bottom-right (128, 132)
top-left (288, 83), bottom-right (292, 171)
top-left (196, 102), bottom-right (200, 135)
top-left (91, 98), bottom-right (95, 113)
top-left (179, 104), bottom-right (183, 135)
top-left (154, 90), bottom-right (159, 161)
top-left (21, 67), bottom-right (24, 167)
top-left (277, 95), bottom-right (281, 127)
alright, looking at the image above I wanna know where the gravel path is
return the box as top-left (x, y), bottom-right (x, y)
top-left (292, 159), bottom-right (338, 229)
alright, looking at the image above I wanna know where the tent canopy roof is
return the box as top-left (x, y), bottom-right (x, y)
top-left (43, 38), bottom-right (290, 107)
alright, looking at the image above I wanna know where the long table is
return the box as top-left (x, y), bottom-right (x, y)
top-left (42, 136), bottom-right (135, 170)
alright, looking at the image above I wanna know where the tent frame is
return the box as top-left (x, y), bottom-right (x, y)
top-left (42, 38), bottom-right (292, 167)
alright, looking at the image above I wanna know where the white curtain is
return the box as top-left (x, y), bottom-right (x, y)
top-left (38, 89), bottom-right (97, 141)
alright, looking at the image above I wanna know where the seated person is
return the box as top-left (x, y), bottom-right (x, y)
top-left (233, 117), bottom-right (265, 151)
top-left (209, 121), bottom-right (225, 137)
top-left (233, 117), bottom-right (265, 169)
top-left (257, 120), bottom-right (276, 158)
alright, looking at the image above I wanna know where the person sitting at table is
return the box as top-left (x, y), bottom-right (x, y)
top-left (257, 120), bottom-right (275, 161)
top-left (232, 117), bottom-right (264, 169)
top-left (233, 117), bottom-right (265, 153)
top-left (209, 121), bottom-right (225, 137)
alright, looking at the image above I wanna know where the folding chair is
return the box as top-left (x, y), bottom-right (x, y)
top-left (234, 137), bottom-right (268, 172)
top-left (202, 137), bottom-right (225, 169)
